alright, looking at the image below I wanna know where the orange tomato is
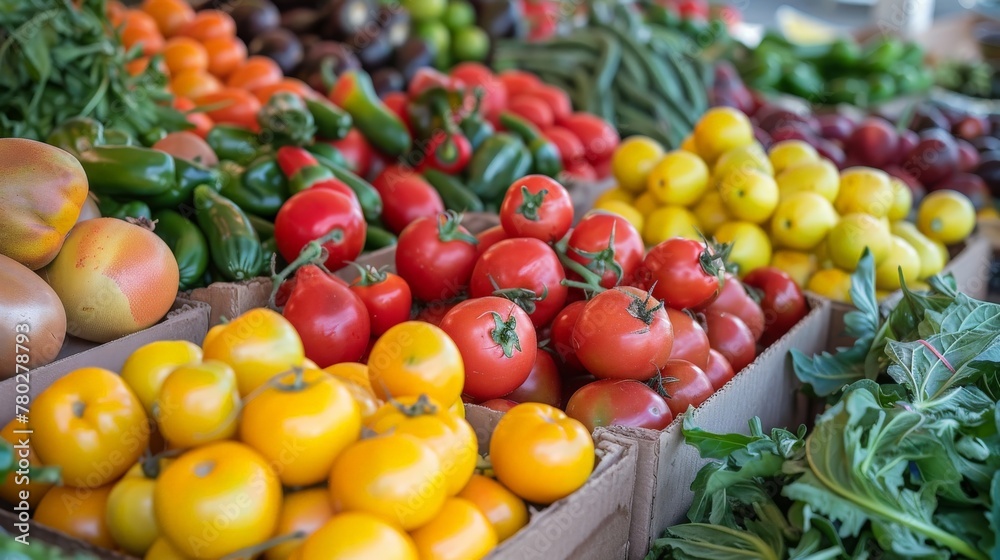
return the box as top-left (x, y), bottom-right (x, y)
top-left (34, 485), bottom-right (116, 549)
top-left (0, 419), bottom-right (53, 508)
top-left (172, 97), bottom-right (214, 139)
top-left (195, 88), bottom-right (262, 129)
top-left (177, 9), bottom-right (237, 42)
top-left (265, 488), bottom-right (337, 560)
top-left (141, 0), bottom-right (194, 38)
top-left (107, 0), bottom-right (128, 27)
top-left (121, 10), bottom-right (164, 56)
top-left (252, 78), bottom-right (318, 104)
top-left (162, 37), bottom-right (208, 74)
top-left (227, 56), bottom-right (283, 91)
top-left (409, 497), bottom-right (498, 560)
top-left (170, 69), bottom-right (222, 100)
top-left (203, 35), bottom-right (247, 79)
top-left (457, 475), bottom-right (528, 542)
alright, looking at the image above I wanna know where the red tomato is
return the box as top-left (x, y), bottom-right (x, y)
top-left (593, 156), bottom-right (613, 180)
top-left (565, 379), bottom-right (672, 432)
top-left (566, 211), bottom-right (644, 289)
top-left (274, 189), bottom-right (366, 271)
top-left (524, 86), bottom-right (572, 122)
top-left (373, 166), bottom-right (446, 234)
top-left (742, 267), bottom-right (808, 346)
top-left (475, 225), bottom-right (508, 257)
top-left (562, 160), bottom-right (598, 181)
top-left (449, 62), bottom-right (507, 120)
top-left (654, 360), bottom-right (715, 418)
top-left (572, 286), bottom-right (673, 381)
top-left (396, 213), bottom-right (479, 302)
top-left (506, 350), bottom-right (561, 407)
top-left (440, 297), bottom-right (538, 401)
top-left (704, 349), bottom-right (735, 390)
top-left (558, 113), bottom-right (619, 164)
top-left (195, 88), bottom-right (261, 129)
top-left (632, 238), bottom-right (724, 310)
top-left (497, 70), bottom-right (541, 96)
top-left (382, 92), bottom-right (410, 131)
top-left (499, 175), bottom-right (574, 242)
top-left (479, 399), bottom-right (518, 412)
top-left (349, 266), bottom-right (413, 337)
top-left (281, 265), bottom-right (371, 367)
top-left (469, 238), bottom-right (568, 327)
top-left (542, 126), bottom-right (586, 166)
top-left (703, 274), bottom-right (765, 342)
top-left (664, 308), bottom-right (709, 370)
top-left (703, 311), bottom-right (756, 373)
top-left (548, 301), bottom-right (586, 374)
top-left (507, 96), bottom-right (555, 129)
top-left (172, 96), bottom-right (214, 139)
top-left (311, 178), bottom-right (362, 214)
top-left (416, 300), bottom-right (460, 327)
top-left (327, 129), bottom-right (373, 177)
top-left (677, 0), bottom-right (710, 20)
top-left (523, 0), bottom-right (559, 40)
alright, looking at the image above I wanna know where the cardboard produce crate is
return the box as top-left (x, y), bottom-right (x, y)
top-left (0, 297), bottom-right (211, 426)
top-left (186, 213), bottom-right (501, 326)
top-left (602, 295), bottom-right (832, 559)
top-left (822, 235), bottom-right (992, 351)
top-left (1, 403), bottom-right (636, 560)
top-left (566, 178), bottom-right (615, 223)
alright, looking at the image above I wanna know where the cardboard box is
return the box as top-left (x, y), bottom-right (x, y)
top-left (185, 213), bottom-right (501, 326)
top-left (2, 402), bottom-right (635, 560)
top-left (604, 295), bottom-right (832, 559)
top-left (823, 235), bottom-right (993, 351)
top-left (0, 298), bottom-right (211, 426)
top-left (566, 178), bottom-right (615, 224)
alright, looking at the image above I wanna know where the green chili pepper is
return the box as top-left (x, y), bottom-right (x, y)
top-left (306, 99), bottom-right (352, 141)
top-left (823, 38), bottom-right (862, 69)
top-left (151, 208), bottom-right (209, 291)
top-left (258, 92), bottom-right (316, 147)
top-left (247, 214), bottom-right (275, 240)
top-left (206, 125), bottom-right (263, 166)
top-left (781, 63), bottom-right (825, 102)
top-left (304, 142), bottom-right (350, 170)
top-left (103, 128), bottom-right (136, 146)
top-left (863, 38), bottom-right (904, 72)
top-left (144, 157), bottom-right (222, 209)
top-left (95, 195), bottom-right (152, 221)
top-left (827, 76), bottom-right (870, 105)
top-left (499, 111), bottom-right (562, 177)
top-left (867, 73), bottom-right (897, 103)
top-left (140, 127), bottom-right (168, 147)
top-left (465, 133), bottom-right (527, 203)
top-left (220, 156), bottom-right (289, 218)
top-left (45, 117), bottom-right (105, 156)
top-left (79, 146), bottom-right (176, 197)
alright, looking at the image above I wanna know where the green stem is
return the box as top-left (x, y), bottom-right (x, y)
top-left (268, 229), bottom-right (344, 310)
top-left (557, 246), bottom-right (607, 288)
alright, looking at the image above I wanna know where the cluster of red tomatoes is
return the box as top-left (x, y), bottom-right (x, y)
top-left (271, 173), bottom-right (809, 435)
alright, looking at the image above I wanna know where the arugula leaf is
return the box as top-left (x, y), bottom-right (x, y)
top-left (683, 413), bottom-right (761, 459)
top-left (649, 524), bottom-right (782, 560)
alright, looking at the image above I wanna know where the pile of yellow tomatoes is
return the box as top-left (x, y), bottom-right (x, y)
top-left (2, 308), bottom-right (597, 560)
top-left (598, 107), bottom-right (978, 302)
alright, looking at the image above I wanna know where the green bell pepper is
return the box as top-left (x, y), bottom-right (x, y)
top-left (867, 73), bottom-right (897, 104)
top-left (219, 155), bottom-right (289, 218)
top-left (79, 146), bottom-right (176, 197)
top-left (258, 92), bottom-right (316, 147)
top-left (95, 195), bottom-right (153, 221)
top-left (206, 125), bottom-right (263, 167)
top-left (103, 128), bottom-right (136, 146)
top-left (782, 63), bottom-right (825, 101)
top-left (863, 38), bottom-right (904, 72)
top-left (46, 117), bottom-right (105, 156)
top-left (144, 157), bottom-right (222, 209)
top-left (151, 208), bottom-right (209, 291)
top-left (827, 76), bottom-right (870, 105)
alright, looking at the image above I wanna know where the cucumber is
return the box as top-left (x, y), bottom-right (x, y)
top-left (193, 186), bottom-right (265, 282)
top-left (364, 225), bottom-right (397, 251)
top-left (422, 169), bottom-right (485, 213)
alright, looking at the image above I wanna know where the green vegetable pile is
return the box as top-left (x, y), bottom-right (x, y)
top-left (0, 0), bottom-right (187, 142)
top-left (647, 253), bottom-right (1000, 560)
top-left (936, 61), bottom-right (1000, 101)
top-left (0, 533), bottom-right (99, 560)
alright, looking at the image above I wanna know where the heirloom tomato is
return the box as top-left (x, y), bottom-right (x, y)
top-left (457, 474), bottom-right (529, 542)
top-left (367, 321), bottom-right (465, 405)
top-left (265, 488), bottom-right (336, 560)
top-left (396, 212), bottom-right (479, 302)
top-left (34, 485), bottom-right (115, 548)
top-left (410, 497), bottom-right (498, 560)
top-left (154, 360), bottom-right (241, 449)
top-left (469, 238), bottom-right (567, 327)
top-left (299, 513), bottom-right (417, 560)
top-left (106, 459), bottom-right (172, 556)
top-left (565, 379), bottom-right (673, 432)
top-left (654, 360), bottom-right (715, 418)
top-left (566, 211), bottom-right (644, 289)
top-left (632, 237), bottom-right (725, 310)
top-left (120, 340), bottom-right (202, 416)
top-left (664, 307), bottom-right (710, 370)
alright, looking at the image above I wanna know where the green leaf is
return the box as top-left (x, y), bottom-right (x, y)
top-left (884, 330), bottom-right (1000, 408)
top-left (842, 251), bottom-right (880, 340)
top-left (652, 524), bottom-right (782, 560)
top-left (864, 278), bottom-right (957, 377)
top-left (792, 344), bottom-right (869, 398)
top-left (990, 470), bottom-right (1000, 559)
top-left (683, 413), bottom-right (760, 459)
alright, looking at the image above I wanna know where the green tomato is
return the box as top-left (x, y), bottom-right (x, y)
top-left (402, 0), bottom-right (448, 21)
top-left (414, 20), bottom-right (452, 69)
top-left (443, 0), bottom-right (476, 30)
top-left (451, 26), bottom-right (491, 64)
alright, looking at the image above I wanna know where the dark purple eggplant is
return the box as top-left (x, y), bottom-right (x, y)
top-left (347, 28), bottom-right (393, 70)
top-left (377, 5), bottom-right (411, 48)
top-left (322, 0), bottom-right (376, 40)
top-left (477, 0), bottom-right (523, 39)
top-left (393, 37), bottom-right (434, 83)
top-left (280, 8), bottom-right (322, 35)
top-left (298, 33), bottom-right (322, 51)
top-left (228, 0), bottom-right (281, 44)
top-left (249, 27), bottom-right (303, 74)
top-left (371, 67), bottom-right (405, 97)
top-left (299, 41), bottom-right (362, 92)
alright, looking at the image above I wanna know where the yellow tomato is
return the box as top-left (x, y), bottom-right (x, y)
top-left (770, 250), bottom-right (818, 288)
top-left (692, 190), bottom-right (730, 236)
top-left (0, 419), bottom-right (52, 507)
top-left (265, 488), bottom-right (336, 560)
top-left (154, 360), bottom-right (241, 449)
top-left (834, 167), bottom-right (894, 218)
top-left (154, 441), bottom-right (282, 559)
top-left (30, 367), bottom-right (149, 488)
top-left (611, 136), bottom-right (665, 193)
top-left (887, 178), bottom-right (913, 221)
top-left (368, 321), bottom-right (464, 405)
top-left (121, 340), bottom-right (203, 416)
top-left (890, 221), bottom-right (946, 279)
top-left (807, 268), bottom-right (854, 303)
top-left (643, 205), bottom-right (700, 246)
top-left (366, 396), bottom-right (477, 496)
top-left (693, 107), bottom-right (754, 164)
top-left (595, 199), bottom-right (645, 234)
top-left (489, 403), bottom-right (594, 505)
top-left (457, 474), bottom-right (528, 542)
top-left (768, 140), bottom-right (819, 174)
top-left (718, 168), bottom-right (779, 224)
top-left (917, 190), bottom-right (976, 245)
top-left (776, 159), bottom-right (840, 202)
top-left (633, 191), bottom-right (662, 218)
top-left (325, 362), bottom-right (382, 420)
top-left (770, 191), bottom-right (838, 251)
top-left (646, 150), bottom-right (710, 206)
top-left (712, 143), bottom-right (772, 187)
top-left (240, 368), bottom-right (361, 487)
top-left (680, 134), bottom-right (697, 154)
top-left (594, 186), bottom-right (634, 208)
top-left (827, 213), bottom-right (891, 270)
top-left (875, 236), bottom-right (922, 291)
top-left (714, 221), bottom-right (772, 277)
top-left (329, 432), bottom-right (446, 530)
top-left (146, 538), bottom-right (193, 560)
top-left (299, 513), bottom-right (418, 560)
top-left (450, 399), bottom-right (466, 419)
top-left (202, 323), bottom-right (224, 348)
top-left (409, 497), bottom-right (498, 560)
top-left (34, 484), bottom-right (115, 548)
top-left (202, 307), bottom-right (305, 397)
top-left (107, 460), bottom-right (172, 556)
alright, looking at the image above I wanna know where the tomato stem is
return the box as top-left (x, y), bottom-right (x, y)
top-left (268, 229), bottom-right (344, 310)
top-left (220, 530), bottom-right (308, 560)
top-left (436, 210), bottom-right (478, 245)
top-left (515, 185), bottom-right (548, 222)
top-left (489, 311), bottom-right (523, 358)
top-left (556, 245), bottom-right (608, 294)
top-left (346, 261), bottom-right (388, 286)
top-left (390, 393), bottom-right (439, 417)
